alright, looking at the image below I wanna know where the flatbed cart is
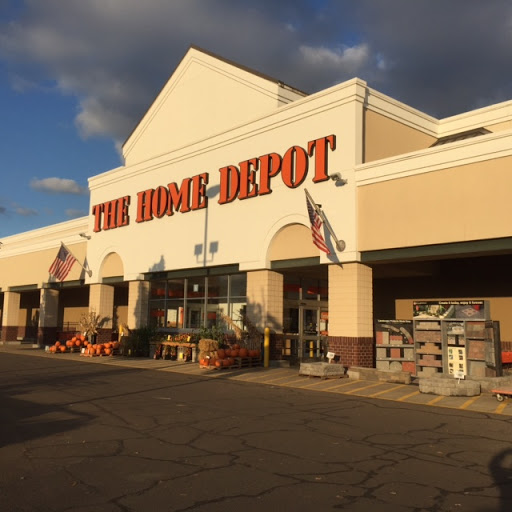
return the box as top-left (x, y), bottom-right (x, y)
top-left (491, 385), bottom-right (512, 402)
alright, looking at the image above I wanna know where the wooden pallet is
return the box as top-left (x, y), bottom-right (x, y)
top-left (200, 356), bottom-right (262, 370)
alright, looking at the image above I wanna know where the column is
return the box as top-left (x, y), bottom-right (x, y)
top-left (88, 284), bottom-right (114, 344)
top-left (127, 280), bottom-right (150, 330)
top-left (328, 262), bottom-right (374, 368)
top-left (38, 288), bottom-right (59, 346)
top-left (246, 270), bottom-right (283, 359)
top-left (1, 291), bottom-right (21, 343)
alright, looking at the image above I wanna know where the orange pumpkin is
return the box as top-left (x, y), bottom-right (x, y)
top-left (239, 348), bottom-right (248, 358)
top-left (75, 339), bottom-right (81, 347)
top-left (59, 345), bottom-right (66, 353)
top-left (233, 343), bottom-right (240, 350)
top-left (222, 359), bottom-right (231, 367)
top-left (104, 348), bottom-right (112, 356)
top-left (49, 345), bottom-right (56, 353)
top-left (55, 341), bottom-right (61, 348)
top-left (217, 349), bottom-right (226, 359)
top-left (112, 341), bottom-right (120, 349)
top-left (227, 357), bottom-right (235, 366)
top-left (230, 349), bottom-right (239, 358)
top-left (215, 359), bottom-right (223, 368)
top-left (224, 348), bottom-right (231, 357)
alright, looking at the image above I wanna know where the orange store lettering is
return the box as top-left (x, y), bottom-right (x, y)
top-left (91, 134), bottom-right (336, 233)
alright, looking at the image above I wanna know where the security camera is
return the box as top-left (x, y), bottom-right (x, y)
top-left (330, 172), bottom-right (348, 185)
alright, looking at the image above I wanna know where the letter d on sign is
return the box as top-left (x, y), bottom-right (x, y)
top-left (218, 165), bottom-right (240, 204)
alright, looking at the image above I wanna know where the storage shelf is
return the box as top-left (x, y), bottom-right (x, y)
top-left (376, 343), bottom-right (414, 348)
top-left (417, 360), bottom-right (443, 367)
top-left (377, 357), bottom-right (414, 362)
top-left (416, 349), bottom-right (443, 355)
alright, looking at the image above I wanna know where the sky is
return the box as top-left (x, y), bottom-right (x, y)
top-left (2, 0), bottom-right (512, 238)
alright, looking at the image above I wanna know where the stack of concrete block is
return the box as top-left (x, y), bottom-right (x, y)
top-left (419, 376), bottom-right (481, 396)
top-left (299, 362), bottom-right (346, 379)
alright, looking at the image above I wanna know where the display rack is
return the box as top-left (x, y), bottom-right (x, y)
top-left (442, 320), bottom-right (467, 376)
top-left (413, 319), bottom-right (443, 377)
top-left (375, 320), bottom-right (415, 373)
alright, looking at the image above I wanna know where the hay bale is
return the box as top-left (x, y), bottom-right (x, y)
top-left (198, 338), bottom-right (219, 360)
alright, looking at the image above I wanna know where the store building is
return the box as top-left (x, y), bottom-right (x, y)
top-left (2, 46), bottom-right (512, 368)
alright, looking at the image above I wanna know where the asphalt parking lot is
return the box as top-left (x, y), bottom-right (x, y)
top-left (3, 345), bottom-right (511, 417)
top-left (2, 346), bottom-right (512, 512)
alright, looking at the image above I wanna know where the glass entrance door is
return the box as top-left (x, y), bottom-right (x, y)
top-left (283, 301), bottom-right (328, 363)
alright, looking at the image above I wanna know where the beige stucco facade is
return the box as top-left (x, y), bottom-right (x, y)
top-left (2, 46), bottom-right (512, 367)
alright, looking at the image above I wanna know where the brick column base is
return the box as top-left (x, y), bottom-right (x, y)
top-left (270, 333), bottom-right (285, 360)
top-left (96, 328), bottom-right (114, 345)
top-left (37, 327), bottom-right (58, 347)
top-left (1, 326), bottom-right (20, 342)
top-left (328, 336), bottom-right (374, 368)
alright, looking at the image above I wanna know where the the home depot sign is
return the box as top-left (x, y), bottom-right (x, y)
top-left (91, 135), bottom-right (336, 232)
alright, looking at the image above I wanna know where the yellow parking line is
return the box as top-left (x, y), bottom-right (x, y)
top-left (494, 402), bottom-right (508, 414)
top-left (368, 384), bottom-right (406, 398)
top-left (427, 395), bottom-right (445, 406)
top-left (345, 382), bottom-right (385, 394)
top-left (300, 378), bottom-right (341, 389)
top-left (244, 371), bottom-right (292, 383)
top-left (321, 379), bottom-right (360, 391)
top-left (397, 390), bottom-right (420, 401)
top-left (459, 395), bottom-right (481, 410)
top-left (281, 377), bottom-right (320, 386)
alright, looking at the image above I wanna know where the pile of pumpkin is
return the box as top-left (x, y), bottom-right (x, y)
top-left (48, 335), bottom-right (121, 356)
top-left (198, 338), bottom-right (261, 368)
top-left (48, 335), bottom-right (87, 353)
top-left (83, 341), bottom-right (121, 357)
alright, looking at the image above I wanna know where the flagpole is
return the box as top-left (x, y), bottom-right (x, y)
top-left (61, 242), bottom-right (93, 277)
top-left (304, 189), bottom-right (345, 252)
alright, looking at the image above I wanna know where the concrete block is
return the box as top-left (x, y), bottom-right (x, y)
top-left (419, 376), bottom-right (481, 396)
top-left (347, 366), bottom-right (411, 384)
top-left (299, 362), bottom-right (345, 378)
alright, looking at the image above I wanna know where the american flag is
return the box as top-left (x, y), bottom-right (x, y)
top-left (306, 194), bottom-right (331, 255)
top-left (48, 244), bottom-right (77, 281)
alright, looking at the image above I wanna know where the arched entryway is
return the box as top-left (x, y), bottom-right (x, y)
top-left (267, 223), bottom-right (329, 364)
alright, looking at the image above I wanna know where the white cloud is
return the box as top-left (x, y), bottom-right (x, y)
top-left (30, 177), bottom-right (88, 195)
top-left (3, 0), bottom-right (512, 140)
top-left (15, 207), bottom-right (38, 216)
top-left (300, 44), bottom-right (370, 73)
top-left (65, 208), bottom-right (87, 218)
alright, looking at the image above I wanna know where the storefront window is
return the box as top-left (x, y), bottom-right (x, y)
top-left (230, 274), bottom-right (246, 297)
top-left (150, 280), bottom-right (167, 298)
top-left (167, 279), bottom-right (185, 298)
top-left (303, 278), bottom-right (321, 300)
top-left (187, 277), bottom-right (205, 298)
top-left (283, 276), bottom-right (301, 300)
top-left (148, 273), bottom-right (246, 331)
top-left (283, 276), bottom-right (328, 301)
top-left (166, 301), bottom-right (184, 328)
top-left (208, 275), bottom-right (228, 298)
top-left (186, 299), bottom-right (205, 329)
top-left (149, 299), bottom-right (166, 328)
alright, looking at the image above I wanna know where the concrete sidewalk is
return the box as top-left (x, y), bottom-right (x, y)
top-left (2, 345), bottom-right (511, 417)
